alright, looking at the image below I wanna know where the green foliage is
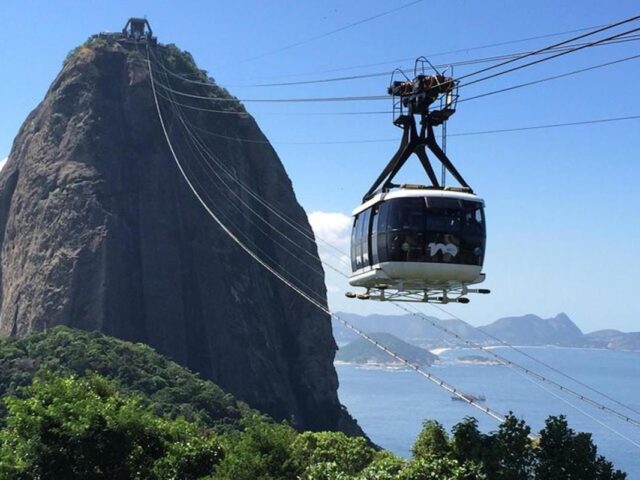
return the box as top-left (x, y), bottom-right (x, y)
top-left (411, 420), bottom-right (451, 458)
top-left (409, 413), bottom-right (625, 480)
top-left (213, 415), bottom-right (299, 480)
top-left (159, 43), bottom-right (246, 114)
top-left (0, 326), bottom-right (250, 431)
top-left (0, 329), bottom-right (626, 479)
top-left (486, 413), bottom-right (534, 480)
top-left (291, 431), bottom-right (376, 477)
top-left (451, 417), bottom-right (487, 465)
top-left (63, 35), bottom-right (108, 66)
top-left (398, 456), bottom-right (486, 480)
top-left (356, 452), bottom-right (406, 480)
top-left (303, 462), bottom-right (355, 480)
top-left (535, 416), bottom-right (626, 480)
top-left (0, 374), bottom-right (223, 480)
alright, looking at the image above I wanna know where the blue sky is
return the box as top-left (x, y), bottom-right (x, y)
top-left (1, 1), bottom-right (639, 332)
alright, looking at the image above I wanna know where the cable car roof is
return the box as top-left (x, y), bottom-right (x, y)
top-left (352, 186), bottom-right (484, 216)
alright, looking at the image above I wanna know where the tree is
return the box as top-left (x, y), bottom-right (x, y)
top-left (290, 431), bottom-right (376, 477)
top-left (212, 414), bottom-right (299, 480)
top-left (535, 415), bottom-right (626, 480)
top-left (0, 373), bottom-right (223, 480)
top-left (398, 455), bottom-right (486, 480)
top-left (411, 420), bottom-right (451, 459)
top-left (451, 417), bottom-right (488, 466)
top-left (488, 413), bottom-right (534, 480)
top-left (356, 452), bottom-right (406, 480)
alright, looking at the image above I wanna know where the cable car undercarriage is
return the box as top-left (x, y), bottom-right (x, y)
top-left (346, 59), bottom-right (490, 304)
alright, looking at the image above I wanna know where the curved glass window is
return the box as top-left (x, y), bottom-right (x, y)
top-left (351, 207), bottom-right (373, 271)
top-left (371, 197), bottom-right (486, 267)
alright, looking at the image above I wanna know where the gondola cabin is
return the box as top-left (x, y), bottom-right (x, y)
top-left (346, 62), bottom-right (490, 303)
top-left (348, 186), bottom-right (487, 302)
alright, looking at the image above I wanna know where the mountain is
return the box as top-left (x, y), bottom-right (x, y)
top-left (583, 329), bottom-right (640, 351)
top-left (480, 313), bottom-right (584, 346)
top-left (336, 332), bottom-right (438, 366)
top-left (0, 34), bottom-right (361, 434)
top-left (335, 312), bottom-right (640, 352)
top-left (333, 312), bottom-right (485, 347)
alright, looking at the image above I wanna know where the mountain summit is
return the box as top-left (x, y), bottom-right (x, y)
top-left (0, 33), bottom-right (361, 434)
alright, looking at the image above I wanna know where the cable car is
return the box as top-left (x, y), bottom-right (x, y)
top-left (346, 59), bottom-right (490, 303)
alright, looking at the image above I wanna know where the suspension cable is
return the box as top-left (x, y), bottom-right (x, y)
top-left (148, 18), bottom-right (640, 104)
top-left (156, 67), bottom-right (365, 280)
top-left (150, 51), bottom-right (640, 438)
top-left (223, 0), bottom-right (427, 66)
top-left (455, 14), bottom-right (640, 82)
top-left (148, 49), bottom-right (640, 117)
top-left (152, 54), bottom-right (640, 145)
top-left (147, 46), bottom-right (508, 424)
top-left (227, 36), bottom-right (640, 88)
top-left (458, 52), bottom-right (640, 103)
top-left (239, 21), bottom-right (612, 80)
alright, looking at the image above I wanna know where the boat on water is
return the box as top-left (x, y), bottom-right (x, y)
top-left (451, 392), bottom-right (486, 402)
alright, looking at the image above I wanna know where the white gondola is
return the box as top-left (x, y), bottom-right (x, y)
top-left (347, 185), bottom-right (488, 303)
top-left (346, 59), bottom-right (490, 303)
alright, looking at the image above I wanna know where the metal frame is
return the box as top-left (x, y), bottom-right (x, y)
top-left (346, 285), bottom-right (490, 304)
top-left (349, 61), bottom-right (490, 303)
top-left (363, 69), bottom-right (470, 201)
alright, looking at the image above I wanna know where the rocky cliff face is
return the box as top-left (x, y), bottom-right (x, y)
top-left (0, 37), bottom-right (362, 435)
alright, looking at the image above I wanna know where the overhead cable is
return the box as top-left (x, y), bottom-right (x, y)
top-left (155, 74), bottom-right (640, 431)
top-left (149, 49), bottom-right (640, 438)
top-left (456, 14), bottom-right (640, 82)
top-left (245, 21), bottom-right (611, 80)
top-left (148, 46), bottom-right (508, 424)
top-left (150, 27), bottom-right (640, 105)
top-left (225, 0), bottom-right (426, 66)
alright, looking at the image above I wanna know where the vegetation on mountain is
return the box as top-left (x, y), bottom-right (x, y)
top-left (0, 374), bottom-right (223, 479)
top-left (0, 328), bottom-right (626, 479)
top-left (0, 326), bottom-right (249, 431)
top-left (2, 35), bottom-right (356, 433)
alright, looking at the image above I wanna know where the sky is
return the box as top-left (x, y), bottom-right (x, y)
top-left (0, 1), bottom-right (639, 332)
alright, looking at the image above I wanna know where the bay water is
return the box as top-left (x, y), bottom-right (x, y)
top-left (336, 347), bottom-right (640, 477)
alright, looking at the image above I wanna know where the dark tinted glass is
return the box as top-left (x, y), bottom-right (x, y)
top-left (386, 197), bottom-right (427, 231)
top-left (360, 209), bottom-right (371, 267)
top-left (351, 216), bottom-right (358, 271)
top-left (371, 207), bottom-right (379, 264)
top-left (367, 196), bottom-right (486, 267)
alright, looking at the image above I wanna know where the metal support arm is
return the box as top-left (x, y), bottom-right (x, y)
top-left (363, 113), bottom-right (471, 201)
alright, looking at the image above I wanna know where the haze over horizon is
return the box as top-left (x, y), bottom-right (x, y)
top-left (1, 0), bottom-right (638, 332)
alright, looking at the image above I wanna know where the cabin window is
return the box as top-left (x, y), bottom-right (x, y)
top-left (360, 208), bottom-right (371, 267)
top-left (371, 206), bottom-right (380, 265)
top-left (352, 207), bottom-right (373, 271)
top-left (358, 197), bottom-right (486, 268)
top-left (354, 214), bottom-right (363, 270)
top-left (351, 216), bottom-right (358, 271)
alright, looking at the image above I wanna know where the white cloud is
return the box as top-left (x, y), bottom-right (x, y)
top-left (307, 211), bottom-right (352, 252)
top-left (307, 211), bottom-right (354, 309)
top-left (307, 211), bottom-right (353, 267)
top-left (0, 157), bottom-right (7, 171)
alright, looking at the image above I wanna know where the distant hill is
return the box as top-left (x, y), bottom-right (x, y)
top-left (333, 312), bottom-right (484, 347)
top-left (583, 330), bottom-right (640, 351)
top-left (334, 312), bottom-right (640, 352)
top-left (480, 313), bottom-right (583, 346)
top-left (336, 332), bottom-right (438, 366)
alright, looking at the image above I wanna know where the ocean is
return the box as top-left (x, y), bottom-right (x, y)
top-left (336, 347), bottom-right (640, 477)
